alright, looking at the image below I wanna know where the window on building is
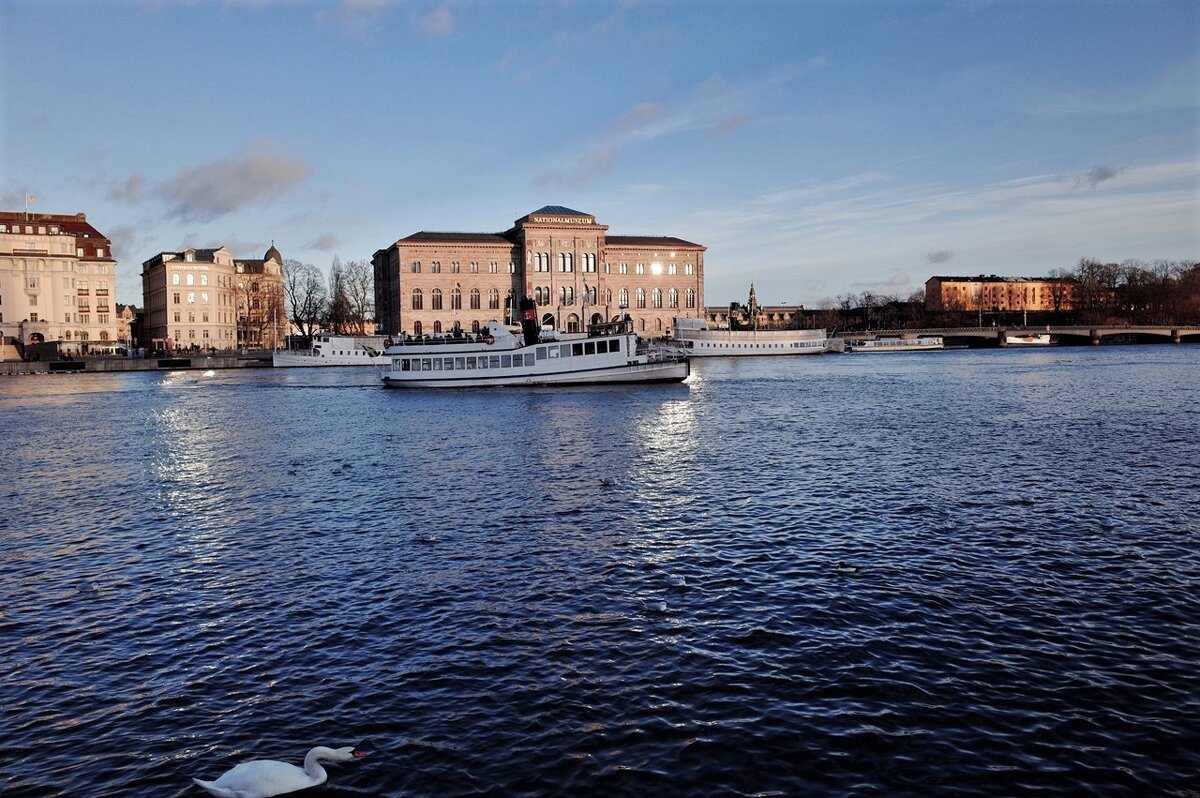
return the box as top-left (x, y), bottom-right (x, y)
top-left (509, 261), bottom-right (516, 274)
top-left (451, 262), bottom-right (460, 274)
top-left (636, 288), bottom-right (646, 308)
top-left (685, 263), bottom-right (693, 275)
top-left (488, 288), bottom-right (500, 309)
top-left (187, 292), bottom-right (195, 304)
top-left (652, 288), bottom-right (662, 308)
top-left (686, 288), bottom-right (696, 309)
top-left (469, 288), bottom-right (480, 310)
top-left (668, 288), bottom-right (679, 308)
top-left (668, 263), bottom-right (677, 275)
top-left (431, 261), bottom-right (441, 274)
top-left (411, 261), bottom-right (421, 273)
top-left (29, 312), bottom-right (39, 322)
top-left (470, 262), bottom-right (479, 274)
top-left (173, 273), bottom-right (180, 285)
top-left (619, 262), bottom-right (628, 275)
top-left (451, 287), bottom-right (462, 310)
top-left (433, 321), bottom-right (442, 334)
top-left (636, 263), bottom-right (645, 275)
top-left (173, 292), bottom-right (181, 304)
top-left (411, 288), bottom-right (423, 310)
top-left (431, 288), bottom-right (443, 310)
top-left (187, 273), bottom-right (195, 286)
top-left (619, 287), bottom-right (629, 307)
top-left (491, 261), bottom-right (500, 274)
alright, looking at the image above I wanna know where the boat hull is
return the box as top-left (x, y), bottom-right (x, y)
top-left (1005, 334), bottom-right (1053, 346)
top-left (272, 352), bottom-right (384, 367)
top-left (382, 359), bottom-right (688, 389)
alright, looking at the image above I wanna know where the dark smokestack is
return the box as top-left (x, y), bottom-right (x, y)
top-left (520, 297), bottom-right (539, 345)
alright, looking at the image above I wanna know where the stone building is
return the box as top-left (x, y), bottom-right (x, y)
top-left (0, 211), bottom-right (119, 355)
top-left (925, 275), bottom-right (1076, 313)
top-left (141, 244), bottom-right (284, 352)
top-left (373, 206), bottom-right (705, 338)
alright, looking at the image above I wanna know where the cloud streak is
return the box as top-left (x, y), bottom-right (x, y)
top-left (160, 149), bottom-right (312, 222)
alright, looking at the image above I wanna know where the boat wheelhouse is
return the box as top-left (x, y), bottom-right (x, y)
top-left (381, 317), bottom-right (688, 388)
top-left (672, 317), bottom-right (827, 356)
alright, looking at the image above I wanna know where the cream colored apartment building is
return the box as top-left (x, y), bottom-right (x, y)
top-left (925, 275), bottom-right (1076, 313)
top-left (0, 211), bottom-right (120, 354)
top-left (141, 244), bottom-right (284, 352)
top-left (373, 206), bottom-right (705, 338)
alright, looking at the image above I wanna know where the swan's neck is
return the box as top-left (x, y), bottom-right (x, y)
top-left (302, 747), bottom-right (339, 784)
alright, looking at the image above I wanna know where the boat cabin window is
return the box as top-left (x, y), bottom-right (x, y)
top-left (489, 356), bottom-right (501, 369)
top-left (584, 341), bottom-right (596, 355)
top-left (536, 347), bottom-right (547, 360)
top-left (524, 352), bottom-right (535, 366)
top-left (501, 355), bottom-right (511, 368)
top-left (478, 356), bottom-right (488, 369)
top-left (465, 357), bottom-right (475, 369)
top-left (572, 343), bottom-right (584, 357)
top-left (455, 357), bottom-right (465, 369)
top-left (549, 347), bottom-right (559, 359)
top-left (560, 344), bottom-right (572, 358)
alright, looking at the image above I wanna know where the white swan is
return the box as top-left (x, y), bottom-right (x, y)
top-left (193, 745), bottom-right (366, 798)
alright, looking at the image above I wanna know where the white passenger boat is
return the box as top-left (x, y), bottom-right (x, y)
top-left (673, 317), bottom-right (827, 356)
top-left (273, 334), bottom-right (388, 367)
top-left (381, 316), bottom-right (688, 389)
top-left (845, 336), bottom-right (944, 353)
top-left (1005, 333), bottom-right (1053, 346)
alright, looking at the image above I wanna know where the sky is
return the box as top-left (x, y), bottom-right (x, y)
top-left (1, 0), bottom-right (1197, 309)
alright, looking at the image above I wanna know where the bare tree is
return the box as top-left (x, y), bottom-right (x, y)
top-left (283, 259), bottom-right (328, 340)
top-left (340, 259), bottom-right (375, 334)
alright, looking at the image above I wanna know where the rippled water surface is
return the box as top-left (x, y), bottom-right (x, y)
top-left (2, 346), bottom-right (1198, 797)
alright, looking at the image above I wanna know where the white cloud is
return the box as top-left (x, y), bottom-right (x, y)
top-left (419, 5), bottom-right (455, 37)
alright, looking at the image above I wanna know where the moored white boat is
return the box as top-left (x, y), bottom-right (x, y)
top-left (846, 336), bottom-right (944, 353)
top-left (1005, 333), bottom-right (1053, 346)
top-left (673, 317), bottom-right (827, 356)
top-left (381, 316), bottom-right (688, 388)
top-left (273, 334), bottom-right (389, 367)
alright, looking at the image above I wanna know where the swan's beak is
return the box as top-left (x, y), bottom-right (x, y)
top-left (352, 749), bottom-right (368, 758)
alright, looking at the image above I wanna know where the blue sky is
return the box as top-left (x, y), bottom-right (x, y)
top-left (2, 0), bottom-right (1197, 308)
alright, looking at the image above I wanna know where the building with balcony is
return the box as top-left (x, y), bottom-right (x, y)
top-left (0, 211), bottom-right (119, 355)
top-left (141, 244), bottom-right (284, 352)
top-left (373, 206), bottom-right (705, 338)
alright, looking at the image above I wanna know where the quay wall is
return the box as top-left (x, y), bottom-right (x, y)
top-left (0, 355), bottom-right (273, 376)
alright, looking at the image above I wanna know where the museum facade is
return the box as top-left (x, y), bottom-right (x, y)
top-left (372, 206), bottom-right (706, 338)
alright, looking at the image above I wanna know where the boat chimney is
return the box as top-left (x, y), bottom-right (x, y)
top-left (520, 297), bottom-right (539, 345)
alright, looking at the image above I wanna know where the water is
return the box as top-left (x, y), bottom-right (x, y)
top-left (2, 346), bottom-right (1198, 797)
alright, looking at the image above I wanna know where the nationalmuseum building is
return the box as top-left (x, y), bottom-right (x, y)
top-left (141, 244), bottom-right (285, 352)
top-left (0, 211), bottom-right (120, 354)
top-left (373, 206), bottom-right (706, 338)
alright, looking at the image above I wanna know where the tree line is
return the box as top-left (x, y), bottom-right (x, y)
top-left (282, 257), bottom-right (375, 340)
top-left (815, 259), bottom-right (1200, 330)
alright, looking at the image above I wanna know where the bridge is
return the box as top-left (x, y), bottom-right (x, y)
top-left (838, 325), bottom-right (1200, 347)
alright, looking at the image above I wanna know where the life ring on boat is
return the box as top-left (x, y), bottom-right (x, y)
top-left (485, 335), bottom-right (495, 345)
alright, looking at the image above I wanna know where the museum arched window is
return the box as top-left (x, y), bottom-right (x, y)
top-left (469, 288), bottom-right (480, 310)
top-left (488, 288), bottom-right (500, 310)
top-left (411, 288), bottom-right (423, 310)
top-left (619, 287), bottom-right (628, 307)
top-left (668, 288), bottom-right (679, 308)
top-left (451, 287), bottom-right (462, 310)
top-left (686, 288), bottom-right (696, 309)
top-left (652, 288), bottom-right (662, 308)
top-left (431, 288), bottom-right (443, 310)
top-left (636, 288), bottom-right (646, 309)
